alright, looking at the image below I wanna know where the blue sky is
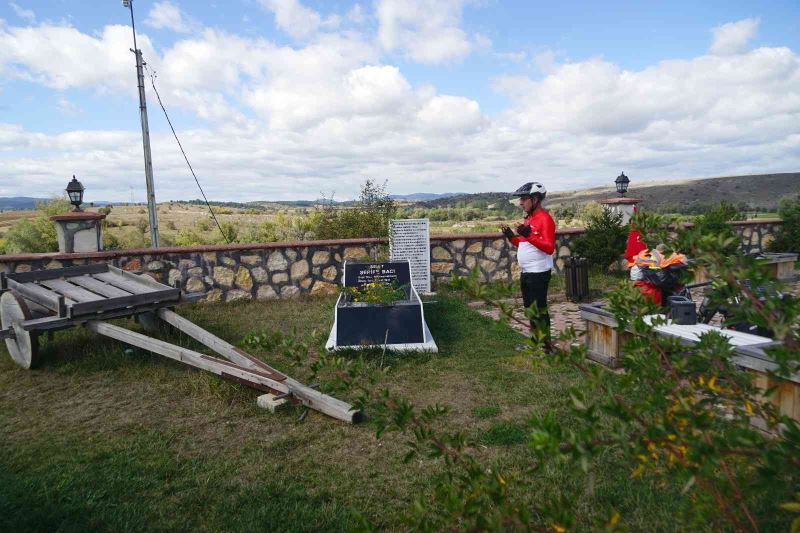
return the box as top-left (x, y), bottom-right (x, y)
top-left (0, 0), bottom-right (798, 202)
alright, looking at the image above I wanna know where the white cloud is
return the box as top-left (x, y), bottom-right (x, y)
top-left (9, 2), bottom-right (35, 23)
top-left (416, 95), bottom-right (484, 133)
top-left (347, 3), bottom-right (366, 24)
top-left (259, 0), bottom-right (339, 40)
top-left (376, 0), bottom-right (473, 64)
top-left (145, 1), bottom-right (199, 34)
top-left (0, 23), bottom-right (155, 91)
top-left (710, 18), bottom-right (759, 56)
top-left (56, 98), bottom-right (82, 117)
top-left (0, 17), bottom-right (798, 201)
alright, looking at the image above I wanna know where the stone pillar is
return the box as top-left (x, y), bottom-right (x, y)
top-left (49, 212), bottom-right (106, 253)
top-left (598, 198), bottom-right (641, 225)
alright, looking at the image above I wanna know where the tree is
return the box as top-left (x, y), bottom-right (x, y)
top-left (769, 194), bottom-right (800, 253)
top-left (572, 208), bottom-right (627, 271)
top-left (309, 178), bottom-right (396, 239)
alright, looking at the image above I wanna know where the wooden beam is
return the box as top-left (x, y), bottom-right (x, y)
top-left (6, 279), bottom-right (66, 316)
top-left (70, 275), bottom-right (132, 298)
top-left (156, 309), bottom-right (285, 380)
top-left (39, 278), bottom-right (105, 303)
top-left (87, 320), bottom-right (291, 393)
top-left (108, 265), bottom-right (171, 291)
top-left (19, 299), bottom-right (177, 332)
top-left (156, 308), bottom-right (360, 423)
top-left (69, 289), bottom-right (179, 317)
top-left (7, 263), bottom-right (107, 283)
top-left (93, 272), bottom-right (153, 295)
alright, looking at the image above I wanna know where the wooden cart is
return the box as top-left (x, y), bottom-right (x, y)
top-left (0, 263), bottom-right (359, 423)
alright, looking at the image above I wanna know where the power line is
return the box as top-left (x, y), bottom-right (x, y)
top-left (143, 63), bottom-right (230, 244)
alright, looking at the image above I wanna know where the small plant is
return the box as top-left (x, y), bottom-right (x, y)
top-left (572, 207), bottom-right (627, 271)
top-left (343, 281), bottom-right (407, 304)
top-left (134, 217), bottom-right (149, 233)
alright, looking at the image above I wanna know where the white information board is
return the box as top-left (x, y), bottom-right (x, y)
top-left (389, 218), bottom-right (431, 294)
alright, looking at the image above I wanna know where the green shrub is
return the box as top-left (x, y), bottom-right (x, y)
top-left (572, 208), bottom-right (627, 271)
top-left (3, 198), bottom-right (71, 253)
top-left (239, 221), bottom-right (279, 243)
top-left (309, 179), bottom-right (396, 239)
top-left (134, 217), bottom-right (149, 233)
top-left (768, 194), bottom-right (800, 253)
top-left (677, 201), bottom-right (740, 255)
top-left (173, 228), bottom-right (207, 247)
top-left (195, 218), bottom-right (212, 232)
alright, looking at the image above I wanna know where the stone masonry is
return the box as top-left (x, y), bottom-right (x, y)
top-left (0, 220), bottom-right (782, 303)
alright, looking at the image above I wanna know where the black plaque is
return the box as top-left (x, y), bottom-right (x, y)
top-left (343, 261), bottom-right (411, 289)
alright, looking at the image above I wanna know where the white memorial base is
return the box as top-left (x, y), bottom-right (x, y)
top-left (325, 320), bottom-right (438, 353)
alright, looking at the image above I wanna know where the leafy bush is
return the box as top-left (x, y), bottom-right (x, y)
top-left (173, 228), bottom-right (206, 247)
top-left (769, 194), bottom-right (800, 253)
top-left (572, 208), bottom-right (627, 271)
top-left (293, 222), bottom-right (800, 530)
top-left (667, 201), bottom-right (741, 256)
top-left (134, 217), bottom-right (149, 233)
top-left (239, 221), bottom-right (279, 243)
top-left (3, 198), bottom-right (71, 253)
top-left (195, 218), bottom-right (212, 232)
top-left (309, 179), bottom-right (396, 239)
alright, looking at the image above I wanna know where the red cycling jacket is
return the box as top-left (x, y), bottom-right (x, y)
top-left (510, 208), bottom-right (556, 255)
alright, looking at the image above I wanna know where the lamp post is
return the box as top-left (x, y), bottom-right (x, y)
top-left (615, 171), bottom-right (630, 198)
top-left (122, 0), bottom-right (160, 247)
top-left (66, 175), bottom-right (85, 211)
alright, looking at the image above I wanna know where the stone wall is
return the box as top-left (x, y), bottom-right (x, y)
top-left (427, 229), bottom-right (584, 287)
top-left (0, 220), bottom-right (781, 302)
top-left (730, 219), bottom-right (782, 255)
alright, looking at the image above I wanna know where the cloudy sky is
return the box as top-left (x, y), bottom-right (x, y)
top-left (0, 1), bottom-right (798, 202)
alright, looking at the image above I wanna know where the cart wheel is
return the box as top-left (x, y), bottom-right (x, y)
top-left (0, 290), bottom-right (40, 369)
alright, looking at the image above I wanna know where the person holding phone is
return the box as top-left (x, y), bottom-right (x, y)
top-left (501, 182), bottom-right (556, 352)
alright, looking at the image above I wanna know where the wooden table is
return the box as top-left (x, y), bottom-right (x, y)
top-left (580, 304), bottom-right (799, 428)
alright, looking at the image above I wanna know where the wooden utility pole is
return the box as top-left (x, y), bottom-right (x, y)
top-left (124, 0), bottom-right (160, 247)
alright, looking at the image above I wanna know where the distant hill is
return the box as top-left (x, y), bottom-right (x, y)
top-left (0, 197), bottom-right (113, 210)
top-left (418, 172), bottom-right (800, 213)
top-left (390, 192), bottom-right (466, 201)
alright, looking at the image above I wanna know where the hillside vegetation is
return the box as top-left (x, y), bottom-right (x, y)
top-left (421, 172), bottom-right (799, 213)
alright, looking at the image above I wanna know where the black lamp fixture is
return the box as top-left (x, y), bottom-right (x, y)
top-left (615, 171), bottom-right (630, 197)
top-left (66, 175), bottom-right (85, 211)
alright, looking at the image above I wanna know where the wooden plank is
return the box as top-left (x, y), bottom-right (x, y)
top-left (7, 263), bottom-right (107, 283)
top-left (69, 288), bottom-right (179, 317)
top-left (156, 308), bottom-right (359, 422)
top-left (87, 320), bottom-right (290, 393)
top-left (108, 265), bottom-right (171, 290)
top-left (6, 278), bottom-right (67, 316)
top-left (580, 310), bottom-right (619, 328)
top-left (156, 309), bottom-right (286, 381)
top-left (19, 299), bottom-right (178, 332)
top-left (70, 275), bottom-right (132, 298)
top-left (87, 321), bottom-right (360, 423)
top-left (39, 278), bottom-right (105, 303)
top-left (93, 272), bottom-right (153, 294)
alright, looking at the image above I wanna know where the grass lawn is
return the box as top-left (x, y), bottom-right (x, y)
top-left (0, 295), bottom-right (704, 531)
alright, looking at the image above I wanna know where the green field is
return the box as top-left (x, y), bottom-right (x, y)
top-left (0, 295), bottom-right (791, 531)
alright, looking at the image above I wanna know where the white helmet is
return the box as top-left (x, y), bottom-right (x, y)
top-left (512, 182), bottom-right (546, 199)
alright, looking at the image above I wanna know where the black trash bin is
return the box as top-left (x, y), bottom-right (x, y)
top-left (564, 256), bottom-right (589, 302)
